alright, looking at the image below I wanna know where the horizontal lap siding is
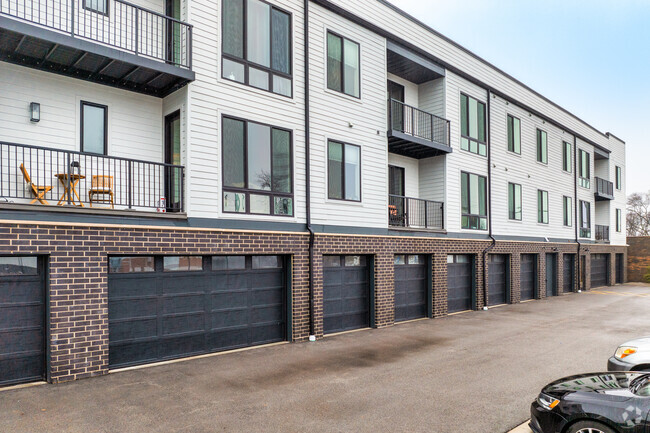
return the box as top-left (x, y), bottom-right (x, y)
top-left (418, 156), bottom-right (445, 204)
top-left (576, 138), bottom-right (596, 242)
top-left (387, 154), bottom-right (419, 198)
top-left (609, 137), bottom-right (626, 246)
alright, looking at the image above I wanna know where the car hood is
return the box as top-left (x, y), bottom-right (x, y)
top-left (542, 372), bottom-right (647, 401)
top-left (619, 336), bottom-right (650, 348)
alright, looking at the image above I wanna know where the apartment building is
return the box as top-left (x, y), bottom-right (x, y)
top-left (0, 0), bottom-right (627, 386)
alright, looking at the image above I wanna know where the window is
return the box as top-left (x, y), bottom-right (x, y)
top-left (579, 149), bottom-right (590, 188)
top-left (163, 256), bottom-right (203, 272)
top-left (327, 31), bottom-right (360, 98)
top-left (109, 257), bottom-right (154, 273)
top-left (222, 0), bottom-right (292, 97)
top-left (328, 140), bottom-right (361, 201)
top-left (507, 115), bottom-right (521, 154)
top-left (536, 129), bottom-right (547, 164)
top-left (616, 166), bottom-right (622, 190)
top-left (537, 190), bottom-right (549, 224)
top-left (81, 101), bottom-right (107, 155)
top-left (579, 200), bottom-right (591, 237)
top-left (562, 141), bottom-right (572, 172)
top-left (563, 196), bottom-right (572, 227)
top-left (222, 116), bottom-right (293, 216)
top-left (0, 256), bottom-right (38, 275)
top-left (616, 209), bottom-right (622, 232)
top-left (84, 0), bottom-right (108, 14)
top-left (212, 256), bottom-right (246, 270)
top-left (508, 182), bottom-right (521, 220)
top-left (461, 172), bottom-right (487, 230)
top-left (460, 94), bottom-right (487, 156)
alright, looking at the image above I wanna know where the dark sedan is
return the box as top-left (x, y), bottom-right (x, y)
top-left (530, 372), bottom-right (650, 433)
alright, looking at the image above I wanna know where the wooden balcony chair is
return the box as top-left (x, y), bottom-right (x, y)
top-left (88, 175), bottom-right (114, 208)
top-left (19, 163), bottom-right (52, 205)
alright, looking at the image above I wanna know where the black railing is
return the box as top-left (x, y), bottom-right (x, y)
top-left (595, 177), bottom-right (614, 198)
top-left (389, 99), bottom-right (451, 146)
top-left (389, 194), bottom-right (444, 230)
top-left (0, 141), bottom-right (184, 212)
top-left (595, 225), bottom-right (610, 242)
top-left (0, 0), bottom-right (192, 68)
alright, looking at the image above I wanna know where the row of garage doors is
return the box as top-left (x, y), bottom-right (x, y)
top-left (0, 252), bottom-right (624, 386)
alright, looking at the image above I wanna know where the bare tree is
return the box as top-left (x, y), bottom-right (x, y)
top-left (627, 191), bottom-right (650, 236)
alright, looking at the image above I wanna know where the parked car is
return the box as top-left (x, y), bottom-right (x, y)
top-left (530, 372), bottom-right (650, 433)
top-left (608, 337), bottom-right (650, 372)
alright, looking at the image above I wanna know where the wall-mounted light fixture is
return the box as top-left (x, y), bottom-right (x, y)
top-left (30, 102), bottom-right (40, 123)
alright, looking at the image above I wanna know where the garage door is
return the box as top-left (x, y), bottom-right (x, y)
top-left (323, 255), bottom-right (370, 334)
top-left (488, 255), bottom-right (508, 306)
top-left (394, 255), bottom-right (428, 322)
top-left (563, 254), bottom-right (575, 293)
top-left (591, 254), bottom-right (609, 288)
top-left (520, 254), bottom-right (537, 301)
top-left (108, 255), bottom-right (287, 369)
top-left (447, 255), bottom-right (473, 313)
top-left (0, 256), bottom-right (45, 386)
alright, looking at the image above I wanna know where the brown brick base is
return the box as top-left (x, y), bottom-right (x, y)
top-left (627, 236), bottom-right (650, 282)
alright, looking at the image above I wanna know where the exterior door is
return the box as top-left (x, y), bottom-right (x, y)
top-left (0, 256), bottom-right (45, 386)
top-left (616, 254), bottom-right (624, 284)
top-left (388, 80), bottom-right (405, 132)
top-left (447, 255), bottom-right (473, 313)
top-left (388, 165), bottom-right (405, 226)
top-left (322, 255), bottom-right (370, 334)
top-left (166, 0), bottom-right (182, 65)
top-left (394, 255), bottom-right (428, 322)
top-left (545, 253), bottom-right (557, 297)
top-left (488, 254), bottom-right (508, 306)
top-left (591, 254), bottom-right (609, 288)
top-left (563, 254), bottom-right (575, 294)
top-left (520, 254), bottom-right (537, 301)
top-left (165, 110), bottom-right (182, 212)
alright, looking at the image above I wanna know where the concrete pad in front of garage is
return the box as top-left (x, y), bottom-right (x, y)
top-left (2, 284), bottom-right (650, 433)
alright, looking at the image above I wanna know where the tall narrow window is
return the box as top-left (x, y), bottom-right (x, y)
top-left (537, 190), bottom-right (549, 224)
top-left (508, 182), bottom-right (522, 220)
top-left (615, 166), bottom-right (622, 190)
top-left (507, 115), bottom-right (521, 154)
top-left (461, 172), bottom-right (487, 230)
top-left (579, 200), bottom-right (591, 237)
top-left (616, 208), bottom-right (622, 232)
top-left (327, 32), bottom-right (360, 98)
top-left (328, 140), bottom-right (361, 201)
top-left (81, 101), bottom-right (107, 155)
top-left (460, 94), bottom-right (487, 156)
top-left (562, 141), bottom-right (572, 172)
top-left (221, 0), bottom-right (292, 97)
top-left (579, 149), bottom-right (591, 188)
top-left (563, 196), bottom-right (572, 227)
top-left (536, 129), bottom-right (547, 164)
top-left (222, 116), bottom-right (293, 216)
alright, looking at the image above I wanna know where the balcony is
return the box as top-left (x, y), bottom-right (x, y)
top-left (387, 99), bottom-right (452, 159)
top-left (0, 0), bottom-right (194, 97)
top-left (388, 195), bottom-right (444, 231)
top-left (595, 225), bottom-right (610, 243)
top-left (0, 141), bottom-right (184, 213)
top-left (594, 177), bottom-right (614, 201)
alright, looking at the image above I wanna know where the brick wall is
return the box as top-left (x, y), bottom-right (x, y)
top-left (628, 236), bottom-right (650, 282)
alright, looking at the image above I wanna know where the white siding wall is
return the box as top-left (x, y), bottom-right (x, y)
top-left (418, 155), bottom-right (445, 203)
top-left (576, 138), bottom-right (596, 242)
top-left (609, 136), bottom-right (626, 245)
top-left (387, 154), bottom-right (418, 198)
top-left (418, 77), bottom-right (445, 119)
top-left (386, 73), bottom-right (418, 107)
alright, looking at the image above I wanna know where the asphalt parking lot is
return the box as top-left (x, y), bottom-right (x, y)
top-left (2, 283), bottom-right (649, 433)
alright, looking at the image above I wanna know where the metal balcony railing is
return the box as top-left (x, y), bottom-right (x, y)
top-left (0, 0), bottom-right (192, 68)
top-left (0, 141), bottom-right (184, 212)
top-left (595, 225), bottom-right (610, 242)
top-left (389, 99), bottom-right (451, 146)
top-left (595, 177), bottom-right (614, 199)
top-left (389, 194), bottom-right (444, 230)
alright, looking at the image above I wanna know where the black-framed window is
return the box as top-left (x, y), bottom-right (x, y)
top-left (536, 129), bottom-right (547, 164)
top-left (579, 149), bottom-right (590, 188)
top-left (616, 208), bottom-right (622, 232)
top-left (461, 172), bottom-right (487, 230)
top-left (0, 256), bottom-right (38, 275)
top-left (109, 256), bottom-right (155, 273)
top-left (222, 0), bottom-right (292, 97)
top-left (507, 115), bottom-right (521, 154)
top-left (508, 182), bottom-right (521, 220)
top-left (616, 166), bottom-right (622, 190)
top-left (562, 141), bottom-right (572, 172)
top-left (222, 116), bottom-right (293, 216)
top-left (563, 196), bottom-right (572, 227)
top-left (83, 0), bottom-right (108, 15)
top-left (328, 140), bottom-right (361, 201)
top-left (460, 93), bottom-right (486, 156)
top-left (537, 190), bottom-right (548, 224)
top-left (579, 200), bottom-right (591, 238)
top-left (81, 101), bottom-right (107, 155)
top-left (327, 31), bottom-right (360, 98)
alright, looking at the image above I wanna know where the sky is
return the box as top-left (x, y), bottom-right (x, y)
top-left (388, 0), bottom-right (649, 195)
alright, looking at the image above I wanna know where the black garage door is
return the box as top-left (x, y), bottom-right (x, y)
top-left (563, 254), bottom-right (575, 294)
top-left (323, 255), bottom-right (370, 334)
top-left (447, 255), bottom-right (473, 313)
top-left (108, 255), bottom-right (287, 369)
top-left (591, 254), bottom-right (609, 288)
top-left (520, 254), bottom-right (537, 301)
top-left (488, 255), bottom-right (508, 306)
top-left (394, 255), bottom-right (428, 322)
top-left (0, 256), bottom-right (45, 386)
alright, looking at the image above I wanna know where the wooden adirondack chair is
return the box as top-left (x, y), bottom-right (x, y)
top-left (20, 163), bottom-right (52, 205)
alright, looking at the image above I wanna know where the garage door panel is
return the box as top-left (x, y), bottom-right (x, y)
top-left (591, 254), bottom-right (609, 288)
top-left (108, 278), bottom-right (158, 298)
top-left (109, 341), bottom-right (158, 368)
top-left (110, 318), bottom-right (157, 341)
top-left (163, 294), bottom-right (204, 315)
top-left (213, 273), bottom-right (248, 290)
top-left (342, 296), bottom-right (368, 313)
top-left (251, 323), bottom-right (285, 344)
top-left (211, 309), bottom-right (249, 329)
top-left (0, 280), bottom-right (41, 304)
top-left (342, 312), bottom-right (368, 330)
top-left (520, 254), bottom-right (536, 301)
top-left (563, 255), bottom-right (575, 292)
top-left (252, 304), bottom-right (284, 323)
top-left (0, 304), bottom-right (42, 329)
top-left (108, 298), bottom-right (156, 322)
top-left (207, 329), bottom-right (249, 351)
top-left (0, 354), bottom-right (45, 386)
top-left (346, 270), bottom-right (368, 283)
top-left (488, 255), bottom-right (507, 306)
top-left (162, 313), bottom-right (206, 336)
top-left (211, 291), bottom-right (248, 310)
top-left (0, 328), bottom-right (43, 354)
top-left (160, 334), bottom-right (205, 359)
top-left (252, 287), bottom-right (284, 306)
top-left (447, 256), bottom-right (473, 313)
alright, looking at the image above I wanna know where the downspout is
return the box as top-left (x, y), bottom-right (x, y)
top-left (482, 90), bottom-right (496, 309)
top-left (304, 0), bottom-right (316, 340)
top-left (574, 135), bottom-right (581, 292)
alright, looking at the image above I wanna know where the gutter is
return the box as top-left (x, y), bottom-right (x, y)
top-left (574, 135), bottom-right (581, 291)
top-left (482, 90), bottom-right (496, 309)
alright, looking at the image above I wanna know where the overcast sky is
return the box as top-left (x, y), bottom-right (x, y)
top-left (388, 0), bottom-right (649, 195)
